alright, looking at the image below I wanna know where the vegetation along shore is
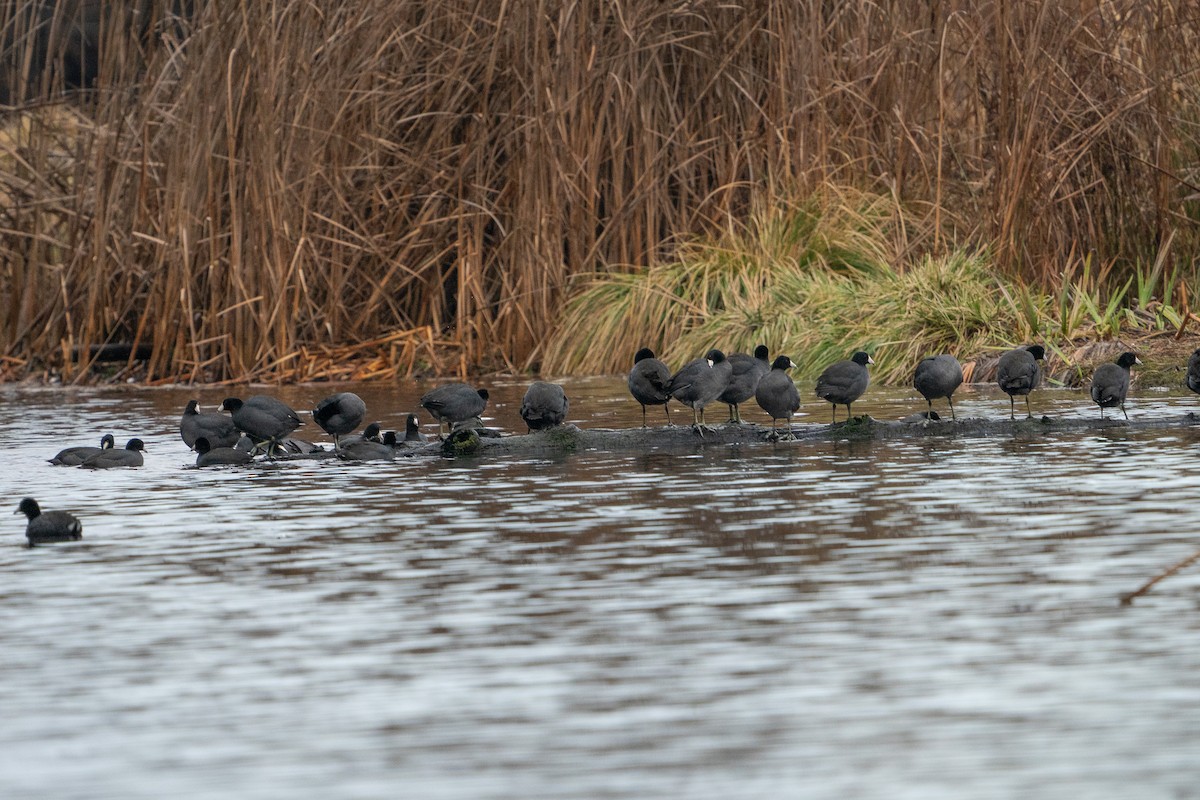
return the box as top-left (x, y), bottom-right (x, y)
top-left (3, 2), bottom-right (1200, 385)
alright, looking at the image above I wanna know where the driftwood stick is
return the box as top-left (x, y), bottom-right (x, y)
top-left (1120, 546), bottom-right (1200, 606)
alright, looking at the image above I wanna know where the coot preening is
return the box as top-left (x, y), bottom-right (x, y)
top-left (628, 348), bottom-right (673, 427)
top-left (667, 349), bottom-right (733, 434)
top-left (520, 381), bottom-right (569, 431)
top-left (815, 351), bottom-right (874, 423)
top-left (420, 384), bottom-right (489, 437)
top-left (913, 354), bottom-right (964, 420)
top-left (1091, 351), bottom-right (1140, 420)
top-left (180, 400), bottom-right (240, 450)
top-left (720, 345), bottom-right (770, 423)
top-left (996, 344), bottom-right (1045, 419)
top-left (49, 433), bottom-right (115, 466)
top-left (15, 498), bottom-right (82, 546)
top-left (218, 396), bottom-right (302, 457)
top-left (338, 431), bottom-right (398, 461)
top-left (195, 436), bottom-right (254, 467)
top-left (80, 438), bottom-right (145, 469)
top-left (312, 392), bottom-right (367, 447)
top-left (403, 414), bottom-right (425, 443)
top-left (340, 421), bottom-right (383, 448)
top-left (754, 355), bottom-right (801, 440)
top-left (1187, 348), bottom-right (1200, 395)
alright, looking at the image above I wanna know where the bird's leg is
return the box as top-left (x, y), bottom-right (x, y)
top-left (1025, 395), bottom-right (1032, 419)
top-left (947, 396), bottom-right (955, 421)
top-left (1121, 403), bottom-right (1128, 421)
top-left (641, 404), bottom-right (648, 428)
top-left (830, 404), bottom-right (837, 424)
top-left (727, 403), bottom-right (737, 424)
top-left (1009, 396), bottom-right (1016, 420)
top-left (778, 416), bottom-right (796, 442)
top-left (664, 403), bottom-right (673, 426)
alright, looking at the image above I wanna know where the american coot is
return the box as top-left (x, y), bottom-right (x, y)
top-left (218, 396), bottom-right (303, 457)
top-left (180, 400), bottom-right (240, 450)
top-left (628, 348), bottom-right (673, 427)
top-left (913, 354), bottom-right (964, 420)
top-left (815, 351), bottom-right (874, 423)
top-left (1091, 351), bottom-right (1140, 420)
top-left (667, 348), bottom-right (733, 434)
top-left (720, 345), bottom-right (770, 423)
top-left (15, 498), bottom-right (82, 546)
top-left (403, 413), bottom-right (425, 443)
top-left (420, 384), bottom-right (489, 437)
top-left (1187, 348), bottom-right (1200, 395)
top-left (312, 392), bottom-right (367, 447)
top-left (49, 433), bottom-right (115, 466)
top-left (195, 436), bottom-right (254, 467)
top-left (754, 355), bottom-right (801, 440)
top-left (996, 344), bottom-right (1046, 419)
top-left (520, 381), bottom-right (569, 431)
top-left (338, 431), bottom-right (398, 461)
top-left (340, 421), bottom-right (383, 447)
top-left (80, 438), bottom-right (145, 469)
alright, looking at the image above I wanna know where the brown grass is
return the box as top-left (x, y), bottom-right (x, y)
top-left (2, 1), bottom-right (1199, 382)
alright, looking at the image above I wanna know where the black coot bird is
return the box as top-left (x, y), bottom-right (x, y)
top-left (403, 414), bottom-right (425, 443)
top-left (520, 381), bottom-right (569, 431)
top-left (180, 400), bottom-right (240, 450)
top-left (312, 392), bottom-right (367, 447)
top-left (1187, 348), bottom-right (1200, 395)
top-left (815, 351), bottom-right (874, 423)
top-left (720, 345), bottom-right (770, 423)
top-left (195, 437), bottom-right (253, 467)
top-left (49, 433), bottom-right (115, 466)
top-left (755, 355), bottom-right (801, 440)
top-left (913, 354), bottom-right (964, 420)
top-left (1090, 351), bottom-right (1140, 420)
top-left (628, 348), bottom-right (673, 427)
top-left (218, 396), bottom-right (302, 457)
top-left (338, 431), bottom-right (398, 461)
top-left (996, 344), bottom-right (1046, 419)
top-left (15, 498), bottom-right (82, 546)
top-left (667, 348), bottom-right (733, 434)
top-left (341, 421), bottom-right (383, 447)
top-left (80, 438), bottom-right (145, 469)
top-left (420, 384), bottom-right (489, 437)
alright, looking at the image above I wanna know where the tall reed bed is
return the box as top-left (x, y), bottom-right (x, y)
top-left (1, 1), bottom-right (1198, 381)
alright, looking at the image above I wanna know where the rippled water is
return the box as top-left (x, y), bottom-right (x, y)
top-left (3, 379), bottom-right (1200, 799)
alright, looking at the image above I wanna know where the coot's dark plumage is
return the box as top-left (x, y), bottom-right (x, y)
top-left (1090, 351), bottom-right (1140, 420)
top-left (180, 400), bottom-right (240, 450)
top-left (520, 381), bottom-right (569, 431)
top-left (312, 392), bottom-right (367, 446)
top-left (338, 431), bottom-right (398, 461)
top-left (754, 355), bottom-right (801, 440)
top-left (420, 384), bottom-right (489, 437)
top-left (218, 396), bottom-right (302, 457)
top-left (913, 354), bottom-right (964, 420)
top-left (667, 348), bottom-right (733, 433)
top-left (195, 436), bottom-right (253, 467)
top-left (15, 498), bottom-right (82, 546)
top-left (996, 344), bottom-right (1045, 419)
top-left (80, 438), bottom-right (145, 469)
top-left (720, 345), bottom-right (770, 423)
top-left (403, 414), bottom-right (425, 443)
top-left (628, 348), bottom-right (673, 427)
top-left (815, 351), bottom-right (874, 423)
top-left (1187, 348), bottom-right (1200, 395)
top-left (340, 422), bottom-right (383, 448)
top-left (49, 433), bottom-right (115, 466)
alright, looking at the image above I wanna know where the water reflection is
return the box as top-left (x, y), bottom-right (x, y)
top-left (2, 381), bottom-right (1200, 799)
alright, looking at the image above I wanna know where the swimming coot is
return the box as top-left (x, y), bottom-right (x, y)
top-left (15, 498), bottom-right (82, 546)
top-left (420, 384), bottom-right (489, 437)
top-left (80, 438), bottom-right (145, 469)
top-left (667, 349), bottom-right (733, 434)
top-left (403, 414), bottom-right (425, 443)
top-left (520, 381), bottom-right (569, 431)
top-left (49, 433), bottom-right (115, 466)
top-left (996, 344), bottom-right (1046, 419)
top-left (720, 345), bottom-right (770, 423)
top-left (754, 355), bottom-right (801, 440)
top-left (218, 396), bottom-right (303, 457)
top-left (180, 400), bottom-right (241, 450)
top-left (815, 351), bottom-right (874, 423)
top-left (1090, 351), bottom-right (1140, 420)
top-left (194, 437), bottom-right (253, 467)
top-left (913, 354), bottom-right (964, 420)
top-left (312, 392), bottom-right (367, 446)
top-left (628, 348), bottom-right (673, 427)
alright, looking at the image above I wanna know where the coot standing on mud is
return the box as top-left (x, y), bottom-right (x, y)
top-left (15, 498), bottom-right (82, 546)
top-left (720, 345), bottom-right (770, 423)
top-left (913, 354), bottom-right (964, 420)
top-left (667, 348), bottom-right (733, 434)
top-left (755, 355), bottom-right (801, 440)
top-left (1091, 351), bottom-right (1140, 420)
top-left (420, 384), bottom-right (489, 437)
top-left (312, 392), bottom-right (367, 447)
top-left (628, 348), bottom-right (673, 427)
top-left (520, 381), bottom-right (569, 431)
top-left (815, 351), bottom-right (874, 423)
top-left (218, 396), bottom-right (303, 457)
top-left (996, 344), bottom-right (1046, 419)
